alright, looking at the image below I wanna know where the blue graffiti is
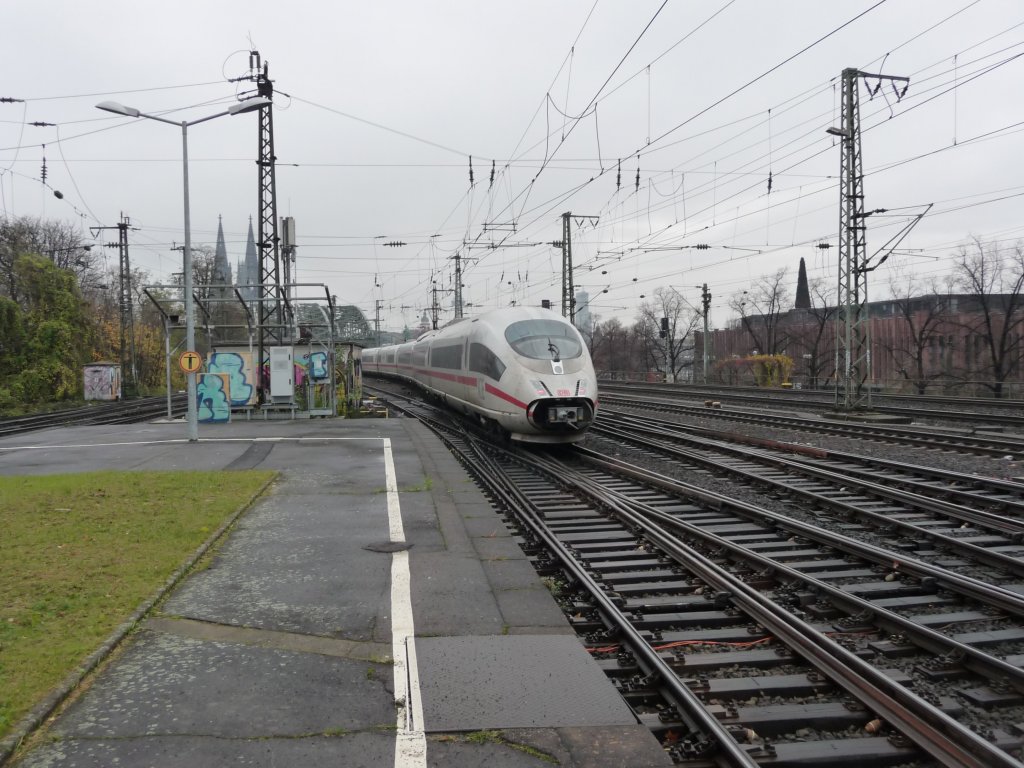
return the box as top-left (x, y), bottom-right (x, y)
top-left (294, 351), bottom-right (329, 384)
top-left (197, 375), bottom-right (231, 423)
top-left (309, 351), bottom-right (329, 380)
top-left (208, 352), bottom-right (254, 406)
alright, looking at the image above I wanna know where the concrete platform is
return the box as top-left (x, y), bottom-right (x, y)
top-left (1, 419), bottom-right (669, 768)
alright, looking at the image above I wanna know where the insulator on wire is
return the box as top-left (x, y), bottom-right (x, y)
top-left (616, 159), bottom-right (621, 191)
top-left (489, 160), bottom-right (495, 189)
top-left (469, 155), bottom-right (474, 185)
top-left (41, 144), bottom-right (47, 184)
top-left (635, 166), bottom-right (640, 192)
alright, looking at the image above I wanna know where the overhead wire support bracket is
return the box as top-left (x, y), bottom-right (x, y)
top-left (462, 241), bottom-right (544, 250)
top-left (861, 203), bottom-right (932, 274)
top-left (482, 222), bottom-right (518, 233)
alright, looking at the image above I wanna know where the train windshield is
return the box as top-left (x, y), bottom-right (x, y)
top-left (504, 319), bottom-right (583, 360)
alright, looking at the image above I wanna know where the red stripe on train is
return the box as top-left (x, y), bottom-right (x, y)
top-left (420, 369), bottom-right (477, 386)
top-left (485, 382), bottom-right (528, 410)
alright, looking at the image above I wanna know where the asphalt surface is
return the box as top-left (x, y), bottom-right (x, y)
top-left (2, 417), bottom-right (670, 767)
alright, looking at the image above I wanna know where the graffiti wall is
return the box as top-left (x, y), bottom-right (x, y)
top-left (207, 350), bottom-right (257, 407)
top-left (203, 345), bottom-right (349, 415)
top-left (197, 373), bottom-right (231, 423)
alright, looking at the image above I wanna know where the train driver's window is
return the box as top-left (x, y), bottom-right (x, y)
top-left (504, 320), bottom-right (583, 360)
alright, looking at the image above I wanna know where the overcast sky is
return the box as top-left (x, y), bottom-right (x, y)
top-left (3, 0), bottom-right (1022, 332)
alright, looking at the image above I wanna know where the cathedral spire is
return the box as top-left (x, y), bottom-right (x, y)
top-left (795, 256), bottom-right (810, 309)
top-left (213, 215), bottom-right (232, 296)
top-left (243, 216), bottom-right (259, 301)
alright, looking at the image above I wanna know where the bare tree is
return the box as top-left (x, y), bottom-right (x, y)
top-left (189, 245), bottom-right (218, 301)
top-left (953, 237), bottom-right (1024, 398)
top-left (787, 277), bottom-right (838, 389)
top-left (590, 317), bottom-right (643, 377)
top-left (728, 268), bottom-right (791, 355)
top-left (0, 215), bottom-right (100, 304)
top-left (576, 304), bottom-right (598, 349)
top-left (883, 271), bottom-right (955, 395)
top-left (636, 287), bottom-right (699, 382)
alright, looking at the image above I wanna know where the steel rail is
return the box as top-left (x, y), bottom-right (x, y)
top-left (810, 444), bottom-right (1024, 498)
top-left (0, 395), bottom-right (188, 437)
top-left (600, 382), bottom-right (1024, 425)
top-left (567, 446), bottom-right (1024, 689)
top-left (522, 448), bottom-right (1023, 768)
top-left (371, 383), bottom-right (1024, 765)
top-left (601, 393), bottom-right (1024, 458)
top-left (580, 431), bottom-right (1024, 616)
top-left (370, 387), bottom-right (757, 761)
top-left (600, 413), bottom-right (1024, 536)
top-left (446, 429), bottom-right (762, 766)
top-left (605, 405), bottom-right (1024, 500)
top-left (595, 419), bottom-right (1024, 584)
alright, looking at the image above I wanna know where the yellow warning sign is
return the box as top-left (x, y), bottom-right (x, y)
top-left (178, 350), bottom-right (203, 374)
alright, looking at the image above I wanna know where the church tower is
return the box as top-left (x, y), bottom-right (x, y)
top-left (795, 256), bottom-right (810, 310)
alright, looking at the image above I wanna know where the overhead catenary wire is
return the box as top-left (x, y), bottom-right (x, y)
top-left (6, 5), bottom-right (1023, 330)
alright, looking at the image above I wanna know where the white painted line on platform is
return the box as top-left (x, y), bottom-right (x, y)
top-left (0, 436), bottom-right (385, 451)
top-left (384, 437), bottom-right (427, 767)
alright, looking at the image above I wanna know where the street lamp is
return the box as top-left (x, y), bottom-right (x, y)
top-left (96, 97), bottom-right (269, 441)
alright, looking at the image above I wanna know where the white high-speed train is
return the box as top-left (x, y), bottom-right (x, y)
top-left (363, 307), bottom-right (598, 443)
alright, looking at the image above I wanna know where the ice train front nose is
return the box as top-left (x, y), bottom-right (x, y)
top-left (527, 398), bottom-right (595, 431)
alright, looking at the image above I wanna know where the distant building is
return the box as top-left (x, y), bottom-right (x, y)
top-left (235, 218), bottom-right (259, 301)
top-left (212, 216), bottom-right (232, 297)
top-left (575, 290), bottom-right (592, 333)
top-left (708, 290), bottom-right (1024, 396)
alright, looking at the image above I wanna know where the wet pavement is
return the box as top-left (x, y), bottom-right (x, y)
top-left (1, 418), bottom-right (670, 767)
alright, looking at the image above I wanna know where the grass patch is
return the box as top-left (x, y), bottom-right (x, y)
top-left (401, 476), bottom-right (433, 493)
top-left (0, 469), bottom-right (274, 740)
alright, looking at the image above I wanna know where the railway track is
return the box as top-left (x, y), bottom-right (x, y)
top-left (0, 395), bottom-right (187, 438)
top-left (600, 382), bottom-right (1024, 428)
top-left (597, 408), bottom-right (1024, 513)
top-left (371, 384), bottom-right (1024, 767)
top-left (601, 391), bottom-right (1024, 460)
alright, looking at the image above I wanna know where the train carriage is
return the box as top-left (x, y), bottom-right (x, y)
top-left (364, 307), bottom-right (598, 443)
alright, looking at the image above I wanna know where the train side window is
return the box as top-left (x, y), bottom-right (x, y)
top-left (386, 350), bottom-right (396, 364)
top-left (413, 342), bottom-right (429, 366)
top-left (431, 344), bottom-right (463, 370)
top-left (469, 343), bottom-right (506, 381)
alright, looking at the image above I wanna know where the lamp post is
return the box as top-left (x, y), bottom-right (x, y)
top-left (96, 98), bottom-right (269, 440)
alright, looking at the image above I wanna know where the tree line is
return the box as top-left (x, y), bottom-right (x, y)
top-left (2, 213), bottom-right (1022, 413)
top-left (584, 237), bottom-right (1024, 398)
top-left (0, 215), bottom-right (225, 413)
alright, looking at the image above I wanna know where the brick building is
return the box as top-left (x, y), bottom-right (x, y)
top-left (700, 292), bottom-right (1024, 397)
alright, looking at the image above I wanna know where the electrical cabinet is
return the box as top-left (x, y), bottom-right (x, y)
top-left (269, 346), bottom-right (294, 402)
